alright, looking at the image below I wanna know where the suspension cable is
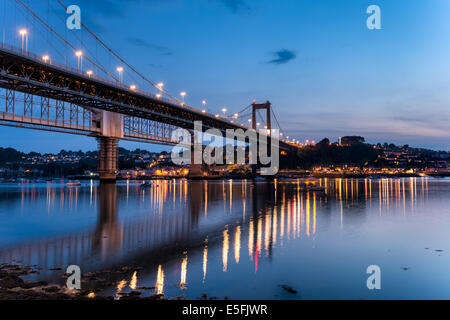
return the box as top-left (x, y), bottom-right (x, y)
top-left (55, 0), bottom-right (183, 104)
top-left (15, 0), bottom-right (117, 81)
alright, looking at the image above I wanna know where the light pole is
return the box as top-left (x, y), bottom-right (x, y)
top-left (202, 100), bottom-right (207, 112)
top-left (19, 29), bottom-right (28, 54)
top-left (86, 70), bottom-right (93, 78)
top-left (221, 108), bottom-right (227, 117)
top-left (156, 83), bottom-right (164, 98)
top-left (42, 55), bottom-right (50, 63)
top-left (180, 92), bottom-right (186, 105)
top-left (75, 50), bottom-right (83, 72)
top-left (116, 67), bottom-right (124, 84)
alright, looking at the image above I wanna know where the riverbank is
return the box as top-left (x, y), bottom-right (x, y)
top-left (0, 263), bottom-right (169, 300)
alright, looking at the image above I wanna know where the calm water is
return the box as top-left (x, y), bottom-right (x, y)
top-left (0, 178), bottom-right (450, 299)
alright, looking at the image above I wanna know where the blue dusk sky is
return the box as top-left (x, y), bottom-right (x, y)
top-left (1, 0), bottom-right (450, 153)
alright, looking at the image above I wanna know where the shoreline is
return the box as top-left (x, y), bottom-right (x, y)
top-left (0, 263), bottom-right (171, 300)
top-left (2, 172), bottom-right (450, 183)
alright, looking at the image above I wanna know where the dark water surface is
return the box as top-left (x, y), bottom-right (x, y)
top-left (0, 178), bottom-right (449, 299)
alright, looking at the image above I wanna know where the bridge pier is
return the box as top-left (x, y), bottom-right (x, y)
top-left (97, 137), bottom-right (119, 182)
top-left (93, 110), bottom-right (124, 183)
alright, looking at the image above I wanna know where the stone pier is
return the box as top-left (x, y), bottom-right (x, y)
top-left (93, 110), bottom-right (124, 183)
top-left (97, 137), bottom-right (119, 182)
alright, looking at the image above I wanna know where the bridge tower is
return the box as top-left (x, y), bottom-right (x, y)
top-left (252, 101), bottom-right (271, 131)
top-left (251, 101), bottom-right (271, 176)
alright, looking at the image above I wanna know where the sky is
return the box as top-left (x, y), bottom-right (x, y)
top-left (1, 0), bottom-right (450, 153)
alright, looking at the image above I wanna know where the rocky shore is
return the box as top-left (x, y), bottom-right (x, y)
top-left (0, 263), bottom-right (167, 300)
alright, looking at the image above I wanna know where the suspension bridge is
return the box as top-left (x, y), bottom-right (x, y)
top-left (0, 0), bottom-right (303, 181)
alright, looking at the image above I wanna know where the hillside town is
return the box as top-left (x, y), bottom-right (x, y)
top-left (0, 137), bottom-right (449, 180)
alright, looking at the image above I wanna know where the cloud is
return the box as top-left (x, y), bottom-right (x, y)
top-left (268, 49), bottom-right (297, 65)
top-left (127, 38), bottom-right (173, 56)
top-left (219, 0), bottom-right (250, 14)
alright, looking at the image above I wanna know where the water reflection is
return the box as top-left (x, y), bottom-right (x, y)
top-left (0, 177), bottom-right (444, 299)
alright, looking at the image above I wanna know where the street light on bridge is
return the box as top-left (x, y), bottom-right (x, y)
top-left (180, 92), bottom-right (186, 104)
top-left (42, 55), bottom-right (50, 63)
top-left (86, 70), bottom-right (93, 78)
top-left (75, 50), bottom-right (83, 72)
top-left (116, 67), bottom-right (124, 83)
top-left (19, 29), bottom-right (28, 55)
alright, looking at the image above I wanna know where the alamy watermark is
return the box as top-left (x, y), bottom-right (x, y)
top-left (366, 5), bottom-right (381, 30)
top-left (170, 121), bottom-right (280, 176)
top-left (66, 5), bottom-right (81, 30)
top-left (66, 265), bottom-right (81, 290)
top-left (366, 265), bottom-right (381, 290)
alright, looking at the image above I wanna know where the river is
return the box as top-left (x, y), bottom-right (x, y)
top-left (0, 177), bottom-right (449, 299)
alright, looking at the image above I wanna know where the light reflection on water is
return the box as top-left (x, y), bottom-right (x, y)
top-left (0, 177), bottom-right (449, 299)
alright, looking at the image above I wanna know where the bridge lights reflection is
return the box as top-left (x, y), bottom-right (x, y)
top-left (129, 271), bottom-right (138, 290)
top-left (203, 239), bottom-right (208, 281)
top-left (180, 253), bottom-right (188, 290)
top-left (155, 265), bottom-right (164, 295)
